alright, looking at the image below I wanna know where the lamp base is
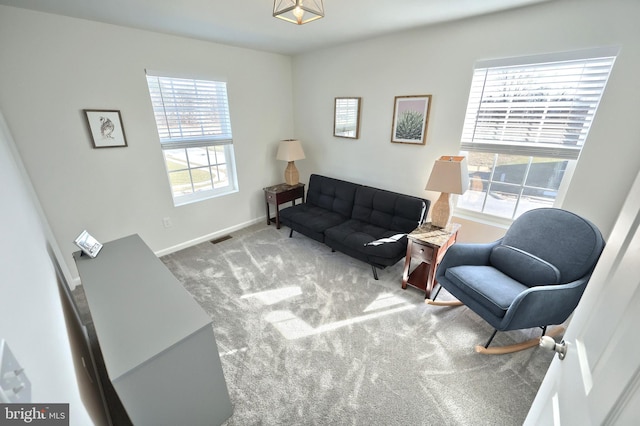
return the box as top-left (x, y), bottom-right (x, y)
top-left (431, 192), bottom-right (452, 228)
top-left (284, 161), bottom-right (299, 185)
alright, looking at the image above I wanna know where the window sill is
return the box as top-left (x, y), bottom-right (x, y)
top-left (452, 208), bottom-right (512, 230)
top-left (173, 188), bottom-right (239, 207)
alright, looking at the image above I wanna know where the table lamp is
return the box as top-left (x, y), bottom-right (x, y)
top-left (425, 155), bottom-right (469, 228)
top-left (277, 139), bottom-right (306, 185)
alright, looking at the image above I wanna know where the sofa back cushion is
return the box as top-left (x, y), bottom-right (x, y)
top-left (352, 186), bottom-right (428, 233)
top-left (306, 174), bottom-right (359, 218)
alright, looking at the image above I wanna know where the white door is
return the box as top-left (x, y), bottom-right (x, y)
top-left (525, 170), bottom-right (640, 425)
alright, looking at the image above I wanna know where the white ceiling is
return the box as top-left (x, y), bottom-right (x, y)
top-left (0, 0), bottom-right (551, 55)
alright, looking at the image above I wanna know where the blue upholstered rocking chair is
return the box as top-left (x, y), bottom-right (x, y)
top-left (427, 208), bottom-right (605, 354)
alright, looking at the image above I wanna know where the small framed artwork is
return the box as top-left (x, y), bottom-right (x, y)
top-left (83, 109), bottom-right (128, 148)
top-left (391, 95), bottom-right (432, 145)
top-left (334, 97), bottom-right (362, 139)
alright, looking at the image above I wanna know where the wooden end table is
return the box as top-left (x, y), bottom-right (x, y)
top-left (401, 222), bottom-right (461, 298)
top-left (264, 183), bottom-right (305, 229)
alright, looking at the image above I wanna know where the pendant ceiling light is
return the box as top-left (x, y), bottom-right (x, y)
top-left (273, 0), bottom-right (324, 25)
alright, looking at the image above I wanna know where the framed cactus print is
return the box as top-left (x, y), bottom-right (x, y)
top-left (391, 95), bottom-right (431, 145)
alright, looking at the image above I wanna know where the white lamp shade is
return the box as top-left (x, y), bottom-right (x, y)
top-left (425, 156), bottom-right (469, 195)
top-left (277, 139), bottom-right (306, 162)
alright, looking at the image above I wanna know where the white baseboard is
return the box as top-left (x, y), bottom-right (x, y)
top-left (69, 276), bottom-right (82, 290)
top-left (154, 217), bottom-right (265, 257)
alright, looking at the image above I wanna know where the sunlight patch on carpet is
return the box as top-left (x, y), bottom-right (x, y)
top-left (264, 305), bottom-right (416, 339)
top-left (240, 286), bottom-right (302, 305)
top-left (363, 292), bottom-right (412, 312)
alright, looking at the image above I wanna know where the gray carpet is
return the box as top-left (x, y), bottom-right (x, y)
top-left (160, 223), bottom-right (554, 425)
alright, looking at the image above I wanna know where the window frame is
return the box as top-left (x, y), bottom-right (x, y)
top-left (145, 71), bottom-right (239, 206)
top-left (455, 47), bottom-right (618, 222)
top-left (161, 144), bottom-right (238, 205)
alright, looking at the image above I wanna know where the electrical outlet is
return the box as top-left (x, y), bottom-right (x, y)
top-left (162, 217), bottom-right (173, 229)
top-left (0, 339), bottom-right (31, 403)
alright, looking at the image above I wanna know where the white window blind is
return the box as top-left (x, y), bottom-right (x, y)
top-left (461, 54), bottom-right (616, 160)
top-left (146, 73), bottom-right (232, 149)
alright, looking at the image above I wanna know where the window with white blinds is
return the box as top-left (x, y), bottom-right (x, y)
top-left (146, 74), bottom-right (233, 148)
top-left (457, 49), bottom-right (617, 221)
top-left (145, 72), bottom-right (238, 205)
top-left (461, 53), bottom-right (616, 160)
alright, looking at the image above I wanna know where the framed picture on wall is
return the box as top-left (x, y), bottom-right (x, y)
top-left (334, 97), bottom-right (362, 139)
top-left (83, 109), bottom-right (128, 148)
top-left (390, 95), bottom-right (432, 145)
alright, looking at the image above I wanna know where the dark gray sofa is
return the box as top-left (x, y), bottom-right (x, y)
top-left (279, 174), bottom-right (430, 279)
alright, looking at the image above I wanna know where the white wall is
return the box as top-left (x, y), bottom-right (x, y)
top-left (0, 5), bottom-right (293, 282)
top-left (292, 0), bottom-right (640, 242)
top-left (1, 0), bottom-right (639, 280)
top-left (0, 113), bottom-right (92, 424)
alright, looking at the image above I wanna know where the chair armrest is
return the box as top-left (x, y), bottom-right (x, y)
top-left (436, 240), bottom-right (501, 280)
top-left (500, 277), bottom-right (590, 331)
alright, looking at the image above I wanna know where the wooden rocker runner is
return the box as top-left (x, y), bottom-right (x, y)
top-left (427, 284), bottom-right (566, 354)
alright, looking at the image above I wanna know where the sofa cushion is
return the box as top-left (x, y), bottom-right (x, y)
top-left (306, 174), bottom-right (359, 218)
top-left (325, 220), bottom-right (408, 265)
top-left (490, 245), bottom-right (561, 287)
top-left (279, 204), bottom-right (348, 234)
top-left (325, 219), bottom-right (390, 247)
top-left (352, 186), bottom-right (427, 233)
top-left (445, 265), bottom-right (529, 318)
top-left (362, 234), bottom-right (409, 266)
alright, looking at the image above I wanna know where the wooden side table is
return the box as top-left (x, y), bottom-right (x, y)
top-left (401, 222), bottom-right (461, 298)
top-left (264, 183), bottom-right (305, 229)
